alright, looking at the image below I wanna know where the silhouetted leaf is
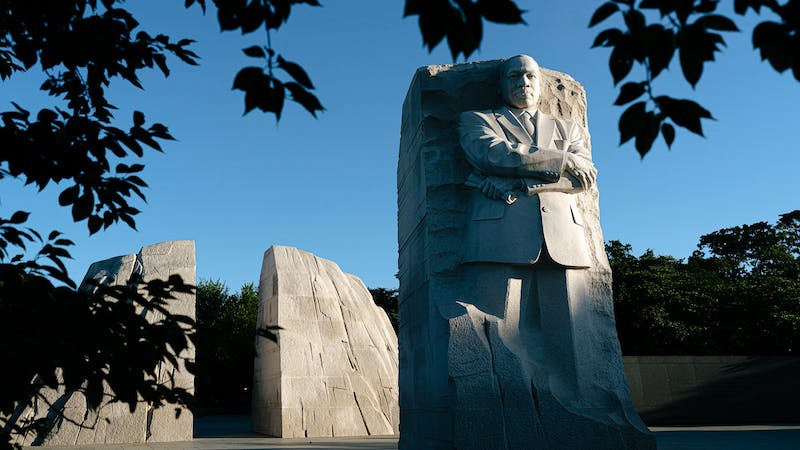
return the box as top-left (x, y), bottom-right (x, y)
top-left (678, 31), bottom-right (704, 86)
top-left (404, 0), bottom-right (421, 16)
top-left (734, 0), bottom-right (771, 14)
top-left (619, 101), bottom-right (647, 145)
top-left (623, 9), bottom-right (646, 33)
top-left (753, 21), bottom-right (793, 72)
top-left (635, 111), bottom-right (660, 156)
top-left (417, 0), bottom-right (452, 51)
top-left (610, 40), bottom-right (634, 84)
top-left (661, 122), bottom-right (676, 148)
top-left (232, 67), bottom-right (264, 91)
top-left (217, 2), bottom-right (243, 31)
top-left (644, 24), bottom-right (676, 77)
top-left (72, 190), bottom-right (94, 222)
top-left (185, 0), bottom-right (206, 12)
top-left (656, 96), bottom-right (714, 136)
top-left (242, 46), bottom-right (265, 58)
top-left (36, 108), bottom-right (58, 123)
top-left (477, 0), bottom-right (525, 24)
top-left (119, 213), bottom-right (137, 230)
top-left (589, 2), bottom-right (619, 27)
top-left (614, 82), bottom-right (646, 105)
top-left (133, 111), bottom-right (145, 127)
top-left (132, 127), bottom-right (162, 151)
top-left (592, 28), bottom-right (623, 47)
top-left (116, 163), bottom-right (144, 174)
top-left (241, 1), bottom-right (265, 33)
top-left (285, 82), bottom-right (324, 117)
top-left (277, 55), bottom-right (314, 89)
top-left (58, 185), bottom-right (79, 206)
top-left (696, 14), bottom-right (739, 31)
top-left (9, 211), bottom-right (29, 224)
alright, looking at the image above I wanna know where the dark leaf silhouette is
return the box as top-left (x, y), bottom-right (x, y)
top-left (619, 101), bottom-right (647, 145)
top-left (242, 45), bottom-right (266, 58)
top-left (661, 122), bottom-right (675, 148)
top-left (277, 55), bottom-right (315, 89)
top-left (614, 81), bottom-right (647, 105)
top-left (285, 82), bottom-right (323, 117)
top-left (589, 2), bottom-right (620, 27)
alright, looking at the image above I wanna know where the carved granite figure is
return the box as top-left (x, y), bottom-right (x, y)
top-left (458, 54), bottom-right (600, 405)
top-left (397, 55), bottom-right (656, 449)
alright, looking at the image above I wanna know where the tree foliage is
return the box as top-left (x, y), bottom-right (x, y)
top-left (369, 287), bottom-right (399, 332)
top-left (591, 0), bottom-right (800, 156)
top-left (0, 258), bottom-right (194, 449)
top-left (610, 210), bottom-right (800, 355)
top-left (0, 1), bottom-right (200, 447)
top-left (194, 279), bottom-right (260, 411)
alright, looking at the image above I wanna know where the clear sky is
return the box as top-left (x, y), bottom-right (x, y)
top-left (2, 1), bottom-right (798, 291)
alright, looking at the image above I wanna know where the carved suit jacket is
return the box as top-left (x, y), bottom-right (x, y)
top-left (458, 106), bottom-right (593, 268)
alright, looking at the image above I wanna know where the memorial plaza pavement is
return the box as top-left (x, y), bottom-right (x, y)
top-left (33, 415), bottom-right (800, 450)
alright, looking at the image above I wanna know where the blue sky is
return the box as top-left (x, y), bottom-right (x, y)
top-left (2, 1), bottom-right (799, 291)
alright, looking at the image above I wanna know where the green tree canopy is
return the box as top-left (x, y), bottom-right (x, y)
top-left (610, 210), bottom-right (800, 355)
top-left (194, 279), bottom-right (259, 411)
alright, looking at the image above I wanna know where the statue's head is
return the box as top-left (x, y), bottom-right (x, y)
top-left (500, 55), bottom-right (541, 110)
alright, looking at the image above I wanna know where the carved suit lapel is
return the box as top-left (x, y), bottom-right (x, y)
top-left (495, 107), bottom-right (533, 145)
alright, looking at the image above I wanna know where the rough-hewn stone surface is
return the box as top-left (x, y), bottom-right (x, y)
top-left (397, 59), bottom-right (655, 449)
top-left (12, 241), bottom-right (195, 446)
top-left (252, 246), bottom-right (399, 438)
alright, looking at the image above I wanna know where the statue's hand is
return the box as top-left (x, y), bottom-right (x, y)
top-left (478, 176), bottom-right (519, 201)
top-left (566, 154), bottom-right (597, 189)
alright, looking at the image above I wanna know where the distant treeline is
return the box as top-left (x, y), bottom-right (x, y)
top-left (611, 210), bottom-right (800, 356)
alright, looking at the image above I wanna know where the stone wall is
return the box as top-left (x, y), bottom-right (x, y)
top-left (252, 246), bottom-right (399, 438)
top-left (625, 356), bottom-right (800, 425)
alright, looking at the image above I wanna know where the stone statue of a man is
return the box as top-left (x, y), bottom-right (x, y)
top-left (398, 54), bottom-right (655, 449)
top-left (458, 54), bottom-right (600, 401)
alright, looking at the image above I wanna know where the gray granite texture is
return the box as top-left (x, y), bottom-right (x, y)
top-left (397, 57), bottom-right (655, 449)
top-left (252, 246), bottom-right (399, 438)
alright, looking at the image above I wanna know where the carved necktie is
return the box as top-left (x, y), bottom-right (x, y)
top-left (521, 111), bottom-right (536, 138)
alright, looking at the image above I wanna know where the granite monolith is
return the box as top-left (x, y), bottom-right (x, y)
top-left (397, 56), bottom-right (656, 449)
top-left (252, 246), bottom-right (399, 438)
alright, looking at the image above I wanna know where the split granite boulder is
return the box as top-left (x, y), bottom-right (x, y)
top-left (252, 245), bottom-right (399, 438)
top-left (10, 240), bottom-right (195, 446)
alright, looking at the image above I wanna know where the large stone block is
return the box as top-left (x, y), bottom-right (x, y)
top-left (11, 240), bottom-right (195, 446)
top-left (252, 246), bottom-right (399, 438)
top-left (397, 58), bottom-right (655, 448)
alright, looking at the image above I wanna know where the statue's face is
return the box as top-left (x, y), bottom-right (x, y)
top-left (500, 56), bottom-right (541, 109)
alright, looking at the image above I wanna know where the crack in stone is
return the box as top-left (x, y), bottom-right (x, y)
top-left (352, 392), bottom-right (370, 435)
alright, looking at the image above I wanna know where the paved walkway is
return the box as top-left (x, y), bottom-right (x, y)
top-left (37, 415), bottom-right (800, 449)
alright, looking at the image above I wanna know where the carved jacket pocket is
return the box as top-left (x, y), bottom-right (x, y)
top-left (472, 201), bottom-right (505, 221)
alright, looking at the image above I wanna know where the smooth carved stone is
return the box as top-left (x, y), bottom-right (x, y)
top-left (252, 246), bottom-right (399, 438)
top-left (398, 57), bottom-right (656, 449)
top-left (11, 241), bottom-right (195, 446)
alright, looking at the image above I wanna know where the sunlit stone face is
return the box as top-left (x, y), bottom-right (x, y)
top-left (500, 55), bottom-right (541, 110)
